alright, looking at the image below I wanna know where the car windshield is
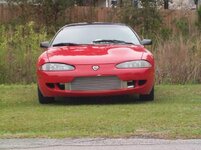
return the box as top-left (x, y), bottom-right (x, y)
top-left (51, 24), bottom-right (141, 46)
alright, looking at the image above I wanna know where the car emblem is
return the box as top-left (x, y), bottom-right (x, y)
top-left (92, 65), bottom-right (100, 71)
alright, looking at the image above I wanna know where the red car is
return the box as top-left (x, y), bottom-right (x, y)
top-left (37, 23), bottom-right (154, 104)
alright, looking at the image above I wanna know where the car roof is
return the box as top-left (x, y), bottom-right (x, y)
top-left (61, 22), bottom-right (127, 29)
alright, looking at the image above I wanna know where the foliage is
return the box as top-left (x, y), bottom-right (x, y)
top-left (155, 33), bottom-right (201, 84)
top-left (154, 11), bottom-right (201, 84)
top-left (159, 27), bottom-right (172, 40)
top-left (122, 0), bottom-right (165, 7)
top-left (6, 0), bottom-right (74, 29)
top-left (120, 0), bottom-right (162, 39)
top-left (175, 18), bottom-right (189, 36)
top-left (75, 0), bottom-right (84, 6)
top-left (0, 22), bottom-right (47, 84)
top-left (0, 1), bottom-right (201, 84)
top-left (197, 6), bottom-right (201, 30)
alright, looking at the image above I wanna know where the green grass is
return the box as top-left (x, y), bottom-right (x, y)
top-left (0, 84), bottom-right (201, 139)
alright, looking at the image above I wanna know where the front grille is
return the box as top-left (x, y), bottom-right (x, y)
top-left (70, 76), bottom-right (121, 91)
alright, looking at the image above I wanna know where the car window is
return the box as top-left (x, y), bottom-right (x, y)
top-left (51, 25), bottom-right (141, 46)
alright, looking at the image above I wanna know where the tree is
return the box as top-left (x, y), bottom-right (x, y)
top-left (34, 0), bottom-right (74, 25)
top-left (6, 0), bottom-right (74, 27)
top-left (128, 0), bottom-right (170, 9)
top-left (121, 0), bottom-right (162, 38)
top-left (119, 0), bottom-right (123, 6)
top-left (75, 0), bottom-right (83, 6)
top-left (164, 0), bottom-right (169, 9)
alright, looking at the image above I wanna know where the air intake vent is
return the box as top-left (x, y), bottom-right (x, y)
top-left (70, 76), bottom-right (121, 91)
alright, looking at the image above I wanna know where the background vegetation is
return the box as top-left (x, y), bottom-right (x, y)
top-left (0, 1), bottom-right (200, 140)
top-left (0, 0), bottom-right (200, 84)
top-left (0, 22), bottom-right (47, 83)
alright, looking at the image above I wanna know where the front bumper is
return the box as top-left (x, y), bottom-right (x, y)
top-left (37, 64), bottom-right (154, 97)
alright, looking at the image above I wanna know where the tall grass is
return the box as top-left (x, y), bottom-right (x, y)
top-left (0, 22), bottom-right (47, 84)
top-left (0, 20), bottom-right (200, 84)
top-left (155, 29), bottom-right (201, 84)
top-left (155, 35), bottom-right (201, 84)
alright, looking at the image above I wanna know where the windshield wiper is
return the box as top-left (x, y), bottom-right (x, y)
top-left (93, 39), bottom-right (134, 45)
top-left (53, 43), bottom-right (80, 47)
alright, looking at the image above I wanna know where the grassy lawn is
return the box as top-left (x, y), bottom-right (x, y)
top-left (0, 84), bottom-right (201, 139)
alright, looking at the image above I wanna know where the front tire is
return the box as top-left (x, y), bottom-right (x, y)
top-left (38, 86), bottom-right (55, 104)
top-left (139, 87), bottom-right (154, 101)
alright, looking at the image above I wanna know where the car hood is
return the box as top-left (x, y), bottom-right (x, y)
top-left (47, 45), bottom-right (145, 65)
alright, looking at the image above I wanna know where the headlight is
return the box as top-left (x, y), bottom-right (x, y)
top-left (41, 63), bottom-right (75, 71)
top-left (116, 60), bottom-right (152, 69)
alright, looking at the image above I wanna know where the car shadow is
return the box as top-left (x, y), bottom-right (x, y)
top-left (53, 95), bottom-right (146, 106)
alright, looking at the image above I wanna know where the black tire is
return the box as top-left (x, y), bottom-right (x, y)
top-left (139, 87), bottom-right (154, 101)
top-left (38, 86), bottom-right (55, 104)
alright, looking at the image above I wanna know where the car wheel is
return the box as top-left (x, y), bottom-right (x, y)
top-left (37, 86), bottom-right (55, 104)
top-left (139, 87), bottom-right (154, 101)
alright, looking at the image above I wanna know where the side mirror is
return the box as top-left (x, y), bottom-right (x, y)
top-left (141, 39), bottom-right (152, 45)
top-left (40, 41), bottom-right (50, 48)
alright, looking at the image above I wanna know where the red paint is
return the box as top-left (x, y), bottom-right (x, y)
top-left (37, 44), bottom-right (154, 97)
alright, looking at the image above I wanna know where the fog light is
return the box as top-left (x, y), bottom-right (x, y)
top-left (127, 81), bottom-right (135, 88)
top-left (46, 83), bottom-right (55, 89)
top-left (139, 80), bottom-right (147, 86)
top-left (57, 83), bottom-right (65, 90)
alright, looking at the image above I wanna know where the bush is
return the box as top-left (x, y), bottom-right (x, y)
top-left (0, 3), bottom-right (200, 84)
top-left (0, 22), bottom-right (47, 84)
top-left (175, 17), bottom-right (189, 36)
top-left (120, 0), bottom-right (162, 38)
top-left (155, 34), bottom-right (201, 84)
top-left (197, 6), bottom-right (201, 30)
top-left (6, 0), bottom-right (74, 32)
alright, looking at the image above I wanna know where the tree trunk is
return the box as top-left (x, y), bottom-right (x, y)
top-left (119, 0), bottom-right (123, 7)
top-left (164, 0), bottom-right (169, 9)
